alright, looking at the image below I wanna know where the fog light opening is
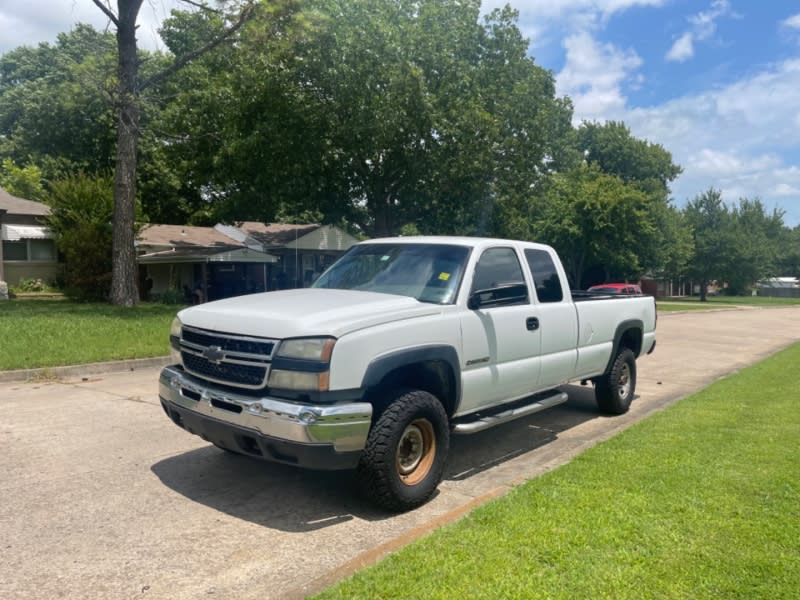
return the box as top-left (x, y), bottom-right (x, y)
top-left (299, 409), bottom-right (320, 424)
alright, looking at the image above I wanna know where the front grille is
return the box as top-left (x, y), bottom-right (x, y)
top-left (179, 326), bottom-right (277, 390)
top-left (182, 353), bottom-right (268, 388)
top-left (182, 327), bottom-right (275, 356)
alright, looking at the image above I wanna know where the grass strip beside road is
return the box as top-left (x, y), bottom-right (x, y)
top-left (664, 295), bottom-right (800, 306)
top-left (656, 302), bottom-right (726, 312)
top-left (0, 299), bottom-right (182, 370)
top-left (316, 343), bottom-right (800, 599)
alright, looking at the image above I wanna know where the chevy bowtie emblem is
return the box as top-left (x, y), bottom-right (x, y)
top-left (202, 345), bottom-right (226, 364)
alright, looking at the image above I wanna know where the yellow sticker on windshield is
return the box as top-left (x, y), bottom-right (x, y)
top-left (438, 272), bottom-right (451, 281)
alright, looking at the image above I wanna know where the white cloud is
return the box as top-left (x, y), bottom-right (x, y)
top-left (688, 149), bottom-right (783, 178)
top-left (773, 182), bottom-right (800, 197)
top-left (481, 0), bottom-right (667, 48)
top-left (627, 59), bottom-right (800, 152)
top-left (614, 59), bottom-right (800, 223)
top-left (666, 32), bottom-right (694, 62)
top-left (665, 0), bottom-right (736, 62)
top-left (688, 0), bottom-right (733, 39)
top-left (482, 0), bottom-right (666, 22)
top-left (781, 13), bottom-right (800, 30)
top-left (0, 0), bottom-right (183, 55)
top-left (557, 32), bottom-right (642, 122)
top-left (516, 0), bottom-right (800, 225)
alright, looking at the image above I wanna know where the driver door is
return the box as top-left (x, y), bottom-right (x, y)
top-left (458, 246), bottom-right (542, 414)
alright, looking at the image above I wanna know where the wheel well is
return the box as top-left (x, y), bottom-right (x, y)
top-left (618, 328), bottom-right (643, 356)
top-left (366, 361), bottom-right (456, 420)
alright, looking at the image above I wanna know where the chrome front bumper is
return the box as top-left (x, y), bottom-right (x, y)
top-left (159, 366), bottom-right (372, 465)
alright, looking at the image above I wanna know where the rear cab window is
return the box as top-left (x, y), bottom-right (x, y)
top-left (524, 249), bottom-right (564, 303)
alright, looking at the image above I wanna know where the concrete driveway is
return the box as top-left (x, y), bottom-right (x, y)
top-left (2, 307), bottom-right (799, 599)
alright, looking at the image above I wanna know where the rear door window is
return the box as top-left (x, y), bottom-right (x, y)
top-left (524, 249), bottom-right (564, 303)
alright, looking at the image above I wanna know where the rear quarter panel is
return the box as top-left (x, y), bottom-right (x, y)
top-left (574, 296), bottom-right (656, 379)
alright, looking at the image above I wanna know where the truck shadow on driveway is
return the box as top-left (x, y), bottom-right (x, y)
top-left (445, 384), bottom-right (601, 480)
top-left (150, 384), bottom-right (606, 532)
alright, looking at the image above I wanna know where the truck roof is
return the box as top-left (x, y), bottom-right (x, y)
top-left (362, 236), bottom-right (554, 251)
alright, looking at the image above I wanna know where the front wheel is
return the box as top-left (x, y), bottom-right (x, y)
top-left (356, 389), bottom-right (449, 512)
top-left (595, 348), bottom-right (636, 414)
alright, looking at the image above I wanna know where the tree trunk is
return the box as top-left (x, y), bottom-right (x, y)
top-left (370, 192), bottom-right (392, 237)
top-left (109, 0), bottom-right (144, 306)
top-left (476, 195), bottom-right (493, 237)
top-left (93, 0), bottom-right (254, 306)
top-left (700, 279), bottom-right (708, 302)
top-left (569, 254), bottom-right (585, 290)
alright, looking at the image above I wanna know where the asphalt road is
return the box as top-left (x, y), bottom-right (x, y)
top-left (2, 307), bottom-right (799, 599)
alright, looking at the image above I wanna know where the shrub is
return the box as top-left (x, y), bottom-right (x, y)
top-left (46, 173), bottom-right (117, 301)
top-left (13, 278), bottom-right (49, 292)
top-left (157, 288), bottom-right (185, 305)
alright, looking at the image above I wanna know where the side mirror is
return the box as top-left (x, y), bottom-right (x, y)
top-left (468, 283), bottom-right (528, 310)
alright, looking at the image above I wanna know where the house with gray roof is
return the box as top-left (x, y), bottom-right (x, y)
top-left (136, 222), bottom-right (359, 302)
top-left (0, 186), bottom-right (60, 286)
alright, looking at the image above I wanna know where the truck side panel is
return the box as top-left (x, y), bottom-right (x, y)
top-left (573, 296), bottom-right (656, 379)
top-left (519, 247), bottom-right (580, 389)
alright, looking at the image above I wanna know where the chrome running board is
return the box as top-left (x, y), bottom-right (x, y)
top-left (452, 391), bottom-right (568, 435)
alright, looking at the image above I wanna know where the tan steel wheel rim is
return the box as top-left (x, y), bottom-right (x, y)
top-left (618, 362), bottom-right (632, 399)
top-left (396, 419), bottom-right (436, 486)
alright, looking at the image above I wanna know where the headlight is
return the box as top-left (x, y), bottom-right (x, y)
top-left (169, 317), bottom-right (182, 363)
top-left (269, 369), bottom-right (330, 391)
top-left (169, 317), bottom-right (182, 348)
top-left (270, 337), bottom-right (335, 392)
top-left (276, 337), bottom-right (336, 361)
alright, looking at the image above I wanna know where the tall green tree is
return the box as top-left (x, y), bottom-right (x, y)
top-left (178, 0), bottom-right (573, 237)
top-left (651, 202), bottom-right (694, 282)
top-left (725, 198), bottom-right (785, 293)
top-left (684, 188), bottom-right (737, 301)
top-left (576, 121), bottom-right (682, 198)
top-left (505, 164), bottom-right (657, 287)
top-left (0, 25), bottom-right (118, 178)
top-left (86, 0), bottom-right (258, 305)
top-left (46, 173), bottom-right (117, 300)
top-left (777, 226), bottom-right (800, 278)
top-left (0, 159), bottom-right (46, 202)
top-left (570, 120), bottom-right (686, 283)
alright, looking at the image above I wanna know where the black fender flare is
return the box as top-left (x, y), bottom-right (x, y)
top-left (602, 319), bottom-right (644, 376)
top-left (361, 345), bottom-right (461, 415)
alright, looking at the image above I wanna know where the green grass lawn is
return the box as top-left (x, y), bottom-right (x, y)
top-left (656, 301), bottom-right (727, 312)
top-left (663, 294), bottom-right (800, 306)
top-left (316, 343), bottom-right (800, 599)
top-left (0, 298), bottom-right (183, 370)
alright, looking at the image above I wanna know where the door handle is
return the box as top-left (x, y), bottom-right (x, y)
top-left (526, 317), bottom-right (539, 331)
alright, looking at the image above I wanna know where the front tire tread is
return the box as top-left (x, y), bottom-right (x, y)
top-left (357, 389), bottom-right (449, 512)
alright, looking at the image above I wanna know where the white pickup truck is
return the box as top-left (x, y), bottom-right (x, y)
top-left (160, 237), bottom-right (656, 511)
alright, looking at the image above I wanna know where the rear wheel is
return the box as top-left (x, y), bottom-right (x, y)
top-left (356, 389), bottom-right (449, 512)
top-left (595, 348), bottom-right (636, 414)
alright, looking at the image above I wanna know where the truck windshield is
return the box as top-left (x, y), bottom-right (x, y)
top-left (313, 243), bottom-right (470, 304)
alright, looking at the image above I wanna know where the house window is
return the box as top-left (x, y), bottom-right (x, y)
top-left (2, 241), bottom-right (27, 261)
top-left (2, 239), bottom-right (57, 261)
top-left (30, 239), bottom-right (57, 261)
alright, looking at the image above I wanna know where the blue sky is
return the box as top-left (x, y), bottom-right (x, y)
top-left (482, 0), bottom-right (800, 226)
top-left (1, 1), bottom-right (800, 225)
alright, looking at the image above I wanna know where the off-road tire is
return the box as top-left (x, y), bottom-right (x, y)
top-left (356, 389), bottom-right (449, 512)
top-left (595, 348), bottom-right (636, 414)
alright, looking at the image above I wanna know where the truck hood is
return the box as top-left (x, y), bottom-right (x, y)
top-left (178, 288), bottom-right (442, 339)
